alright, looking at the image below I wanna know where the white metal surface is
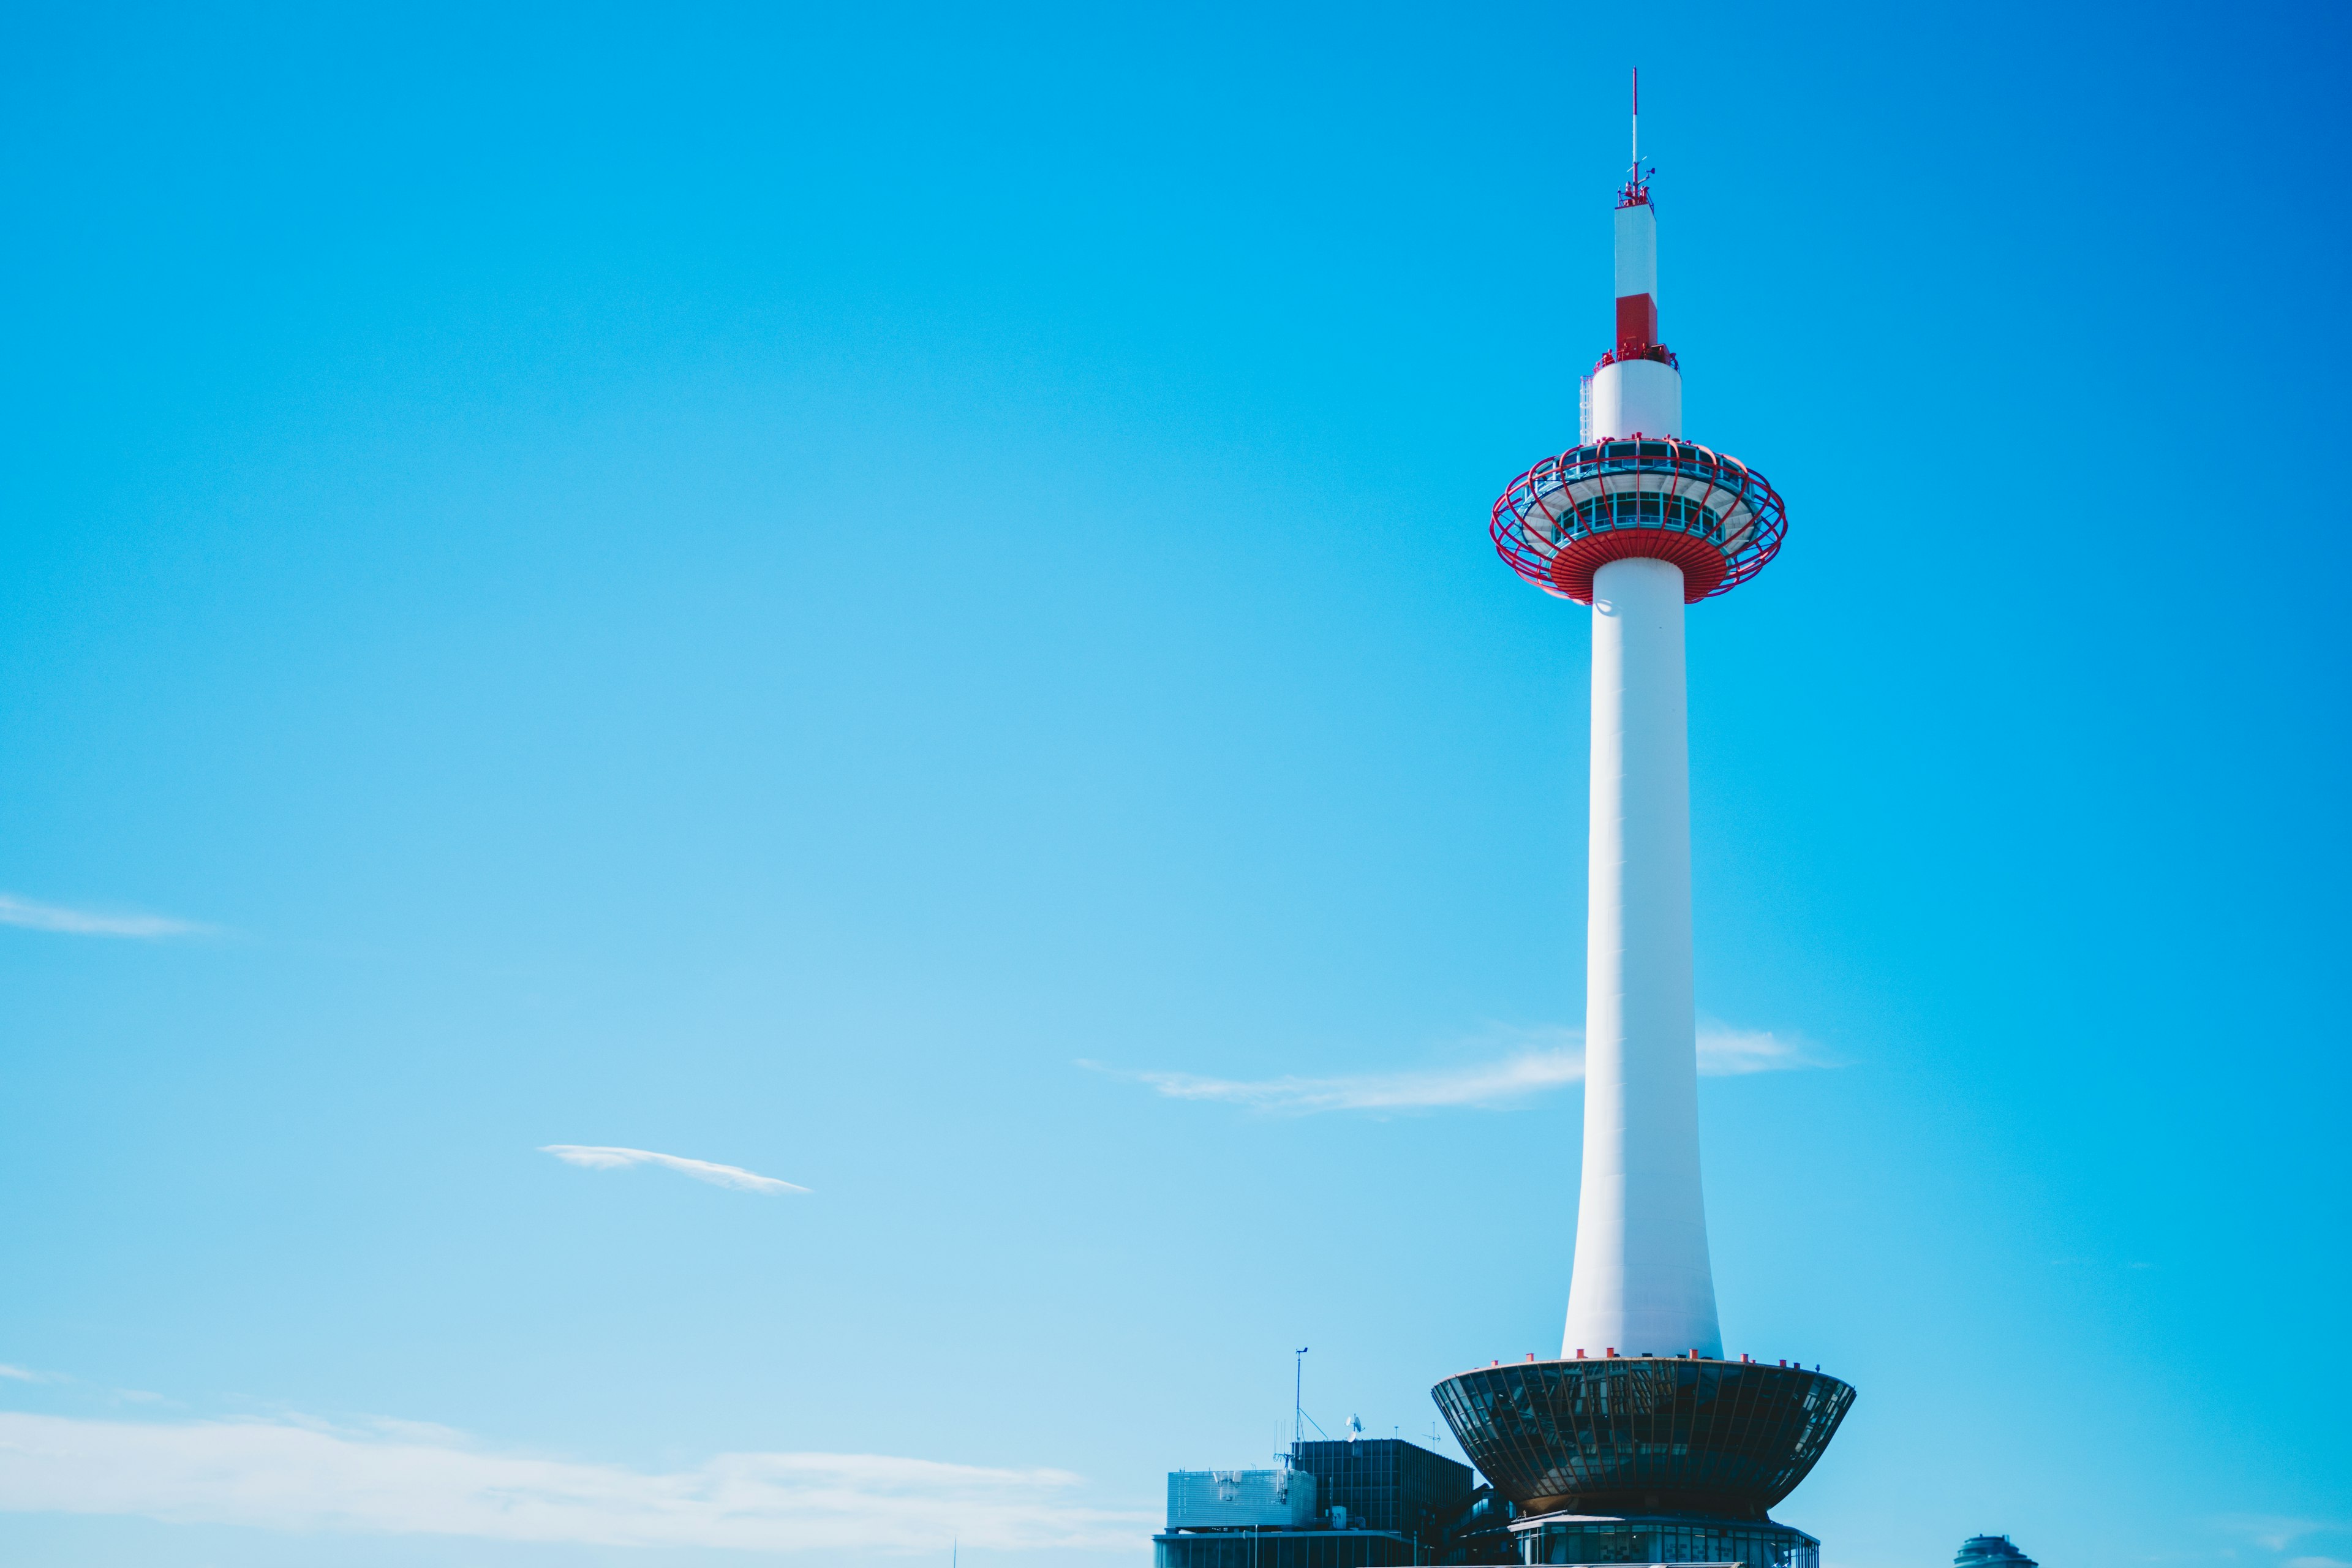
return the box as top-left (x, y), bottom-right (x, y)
top-left (1562, 555), bottom-right (1724, 1360)
top-left (1588, 357), bottom-right (1681, 440)
top-left (1166, 1469), bottom-right (1317, 1530)
top-left (1614, 202), bottom-right (1657, 302)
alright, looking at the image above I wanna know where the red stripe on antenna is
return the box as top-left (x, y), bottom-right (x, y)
top-left (1616, 295), bottom-right (1658, 355)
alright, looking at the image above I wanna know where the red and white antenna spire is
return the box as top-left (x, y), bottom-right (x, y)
top-left (1615, 67), bottom-right (1660, 364)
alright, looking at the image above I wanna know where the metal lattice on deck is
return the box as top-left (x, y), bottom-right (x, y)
top-left (1490, 439), bottom-right (1786, 605)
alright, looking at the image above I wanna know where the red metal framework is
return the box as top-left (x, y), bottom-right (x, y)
top-left (1596, 342), bottom-right (1679, 371)
top-left (1490, 437), bottom-right (1785, 605)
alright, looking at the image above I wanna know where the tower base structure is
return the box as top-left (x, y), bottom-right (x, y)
top-left (1509, 1510), bottom-right (1819, 1568)
top-left (1431, 1356), bottom-right (1849, 1567)
top-left (1432, 1359), bottom-right (1853, 1521)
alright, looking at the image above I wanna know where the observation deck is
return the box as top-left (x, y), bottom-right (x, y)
top-left (1490, 437), bottom-right (1785, 605)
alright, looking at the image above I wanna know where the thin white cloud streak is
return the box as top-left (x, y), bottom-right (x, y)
top-left (1118, 1022), bottom-right (1817, 1115)
top-left (0, 894), bottom-right (206, 939)
top-left (0, 1364), bottom-right (186, 1404)
top-left (1694, 1022), bottom-right (1816, 1076)
top-left (2216, 1516), bottom-right (2341, 1553)
top-left (539, 1145), bottom-right (809, 1196)
top-left (1133, 1036), bottom-right (1582, 1113)
top-left (0, 1412), bottom-right (1146, 1552)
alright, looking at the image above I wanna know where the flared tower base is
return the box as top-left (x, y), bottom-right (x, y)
top-left (1431, 1358), bottom-right (1853, 1520)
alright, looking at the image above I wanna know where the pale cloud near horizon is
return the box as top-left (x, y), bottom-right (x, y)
top-left (2215, 1515), bottom-right (2344, 1554)
top-left (0, 1365), bottom-right (172, 1405)
top-left (0, 893), bottom-right (208, 939)
top-left (0, 1411), bottom-right (1145, 1552)
top-left (539, 1145), bottom-right (810, 1196)
top-left (1104, 1021), bottom-right (1819, 1115)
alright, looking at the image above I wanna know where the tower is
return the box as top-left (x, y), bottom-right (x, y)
top-left (1510, 68), bottom-right (1783, 1370)
top-left (1432, 77), bottom-right (1850, 1565)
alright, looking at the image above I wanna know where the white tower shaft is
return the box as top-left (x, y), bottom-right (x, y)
top-left (1562, 554), bottom-right (1722, 1359)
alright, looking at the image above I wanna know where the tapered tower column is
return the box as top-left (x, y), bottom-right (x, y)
top-left (1436, 88), bottom-right (1850, 1542)
top-left (1564, 553), bottom-right (1719, 1359)
top-left (1480, 131), bottom-right (1790, 1362)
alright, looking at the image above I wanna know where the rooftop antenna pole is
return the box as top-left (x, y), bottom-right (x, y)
top-left (1630, 66), bottom-right (1639, 184)
top-left (1293, 1347), bottom-right (1309, 1452)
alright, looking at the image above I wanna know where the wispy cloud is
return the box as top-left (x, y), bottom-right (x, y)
top-left (2215, 1516), bottom-right (2342, 1553)
top-left (0, 1364), bottom-right (167, 1406)
top-left (1102, 1021), bottom-right (1818, 1115)
top-left (1693, 1022), bottom-right (1817, 1076)
top-left (539, 1145), bottom-right (809, 1195)
top-left (0, 1411), bottom-right (1146, 1551)
top-left (0, 894), bottom-right (207, 940)
top-left (1120, 1032), bottom-right (1583, 1114)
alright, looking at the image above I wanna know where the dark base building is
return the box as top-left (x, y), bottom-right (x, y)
top-left (1156, 1438), bottom-right (1498, 1568)
top-left (1155, 1531), bottom-right (1439, 1568)
top-left (1153, 1345), bottom-right (1858, 1567)
top-left (1152, 1393), bottom-right (1842, 1568)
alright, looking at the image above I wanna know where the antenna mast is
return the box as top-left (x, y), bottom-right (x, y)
top-left (1293, 1347), bottom-right (1309, 1453)
top-left (1620, 67), bottom-right (1652, 206)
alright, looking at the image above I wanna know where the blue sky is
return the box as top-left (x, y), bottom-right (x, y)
top-left (2, 2), bottom-right (2346, 1565)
